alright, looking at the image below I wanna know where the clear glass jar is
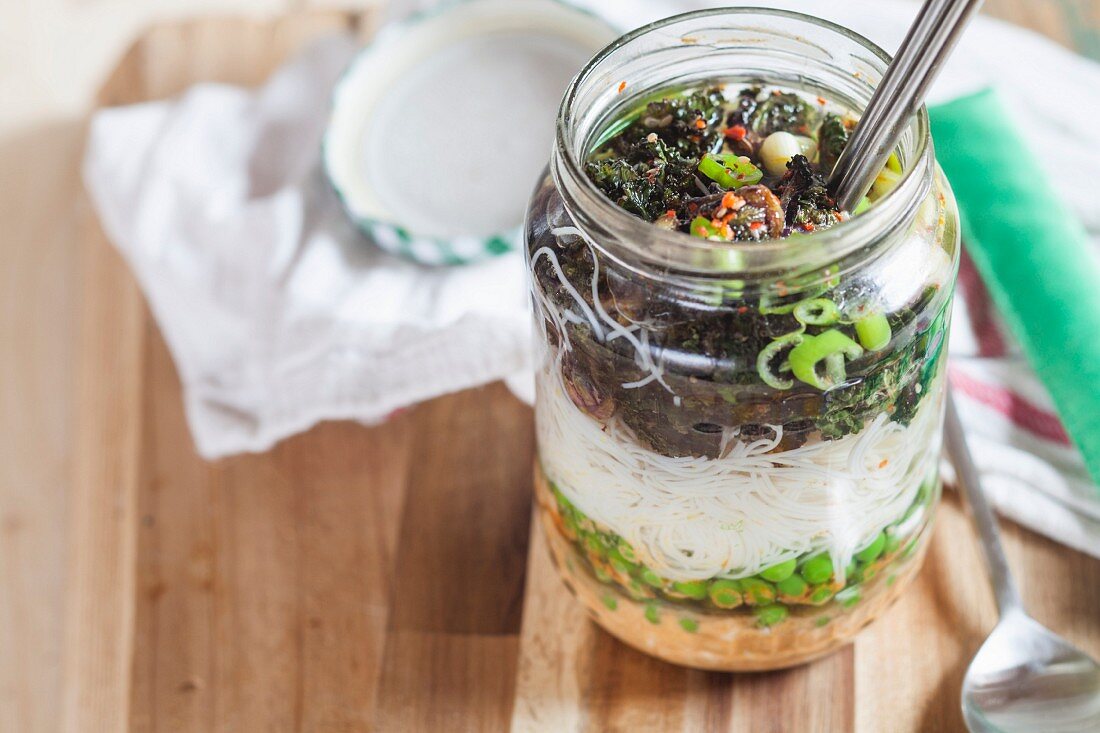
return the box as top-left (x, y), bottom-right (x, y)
top-left (524, 9), bottom-right (959, 671)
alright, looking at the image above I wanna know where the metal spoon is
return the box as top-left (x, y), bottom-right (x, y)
top-left (946, 395), bottom-right (1100, 732)
top-left (828, 0), bottom-right (1100, 726)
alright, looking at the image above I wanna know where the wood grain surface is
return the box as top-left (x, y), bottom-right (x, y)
top-left (1, 3), bottom-right (1096, 732)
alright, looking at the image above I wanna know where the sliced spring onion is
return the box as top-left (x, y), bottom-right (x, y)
top-left (698, 153), bottom-right (763, 190)
top-left (855, 312), bottom-right (892, 351)
top-left (759, 289), bottom-right (816, 315)
top-left (886, 152), bottom-right (902, 173)
top-left (756, 332), bottom-right (804, 390)
top-left (788, 329), bottom-right (864, 389)
top-left (853, 197), bottom-right (871, 215)
top-left (700, 278), bottom-right (745, 306)
top-left (690, 215), bottom-right (722, 240)
top-left (871, 166), bottom-right (902, 199)
top-left (793, 298), bottom-right (840, 326)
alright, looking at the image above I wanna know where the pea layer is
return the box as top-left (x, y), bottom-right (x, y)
top-left (546, 477), bottom-right (933, 627)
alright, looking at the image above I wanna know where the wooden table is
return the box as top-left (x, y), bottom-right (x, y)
top-left (12, 4), bottom-right (1097, 732)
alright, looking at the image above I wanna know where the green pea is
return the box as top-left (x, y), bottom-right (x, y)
top-left (883, 532), bottom-right (901, 556)
top-left (836, 586), bottom-right (862, 608)
top-left (776, 574), bottom-right (808, 598)
top-left (855, 532), bottom-right (886, 563)
top-left (740, 577), bottom-right (776, 605)
top-left (708, 579), bottom-right (743, 609)
top-left (801, 553), bottom-right (833, 584)
top-left (617, 540), bottom-right (637, 563)
top-left (754, 604), bottom-right (789, 627)
top-left (672, 580), bottom-right (709, 601)
top-left (584, 534), bottom-right (603, 556)
top-left (608, 548), bottom-right (637, 575)
top-left (644, 603), bottom-right (661, 624)
top-left (809, 585), bottom-right (835, 605)
top-left (679, 617), bottom-right (699, 633)
top-left (760, 559), bottom-right (798, 582)
top-left (561, 513), bottom-right (579, 536)
top-left (641, 567), bottom-right (665, 588)
top-left (601, 595), bottom-right (618, 611)
top-left (899, 494), bottom-right (925, 525)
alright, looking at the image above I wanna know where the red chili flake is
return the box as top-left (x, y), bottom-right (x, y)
top-left (617, 81), bottom-right (627, 94)
top-left (665, 209), bottom-right (677, 218)
top-left (775, 279), bottom-right (788, 296)
top-left (723, 124), bottom-right (747, 141)
top-left (737, 306), bottom-right (749, 314)
top-left (816, 96), bottom-right (827, 105)
top-left (802, 222), bottom-right (816, 232)
top-left (694, 118), bottom-right (706, 130)
top-left (878, 459), bottom-right (889, 468)
top-left (749, 221), bottom-right (764, 232)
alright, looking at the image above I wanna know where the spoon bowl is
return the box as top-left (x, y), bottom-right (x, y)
top-left (946, 395), bottom-right (1100, 732)
top-left (962, 610), bottom-right (1100, 733)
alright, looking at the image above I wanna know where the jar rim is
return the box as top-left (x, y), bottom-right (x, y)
top-left (552, 7), bottom-right (934, 279)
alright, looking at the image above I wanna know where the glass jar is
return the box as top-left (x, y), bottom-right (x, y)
top-left (523, 8), bottom-right (959, 671)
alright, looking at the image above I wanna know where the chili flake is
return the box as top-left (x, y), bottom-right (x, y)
top-left (724, 124), bottom-right (747, 141)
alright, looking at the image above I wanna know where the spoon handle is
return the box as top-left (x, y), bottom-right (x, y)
top-left (945, 392), bottom-right (1023, 616)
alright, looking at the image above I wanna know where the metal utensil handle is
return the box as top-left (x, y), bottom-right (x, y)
top-left (945, 392), bottom-right (1023, 616)
top-left (828, 0), bottom-right (950, 198)
top-left (830, 0), bottom-right (984, 211)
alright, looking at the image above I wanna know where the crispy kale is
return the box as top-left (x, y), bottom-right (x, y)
top-left (817, 113), bottom-right (850, 173)
top-left (585, 88), bottom-right (727, 221)
top-left (776, 155), bottom-right (842, 230)
top-left (614, 87), bottom-right (725, 159)
top-left (750, 92), bottom-right (819, 136)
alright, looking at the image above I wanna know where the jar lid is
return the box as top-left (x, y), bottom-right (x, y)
top-left (323, 0), bottom-right (619, 265)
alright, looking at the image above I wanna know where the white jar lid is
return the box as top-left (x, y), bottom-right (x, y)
top-left (324, 0), bottom-right (619, 265)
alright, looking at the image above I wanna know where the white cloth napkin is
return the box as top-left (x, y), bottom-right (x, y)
top-left (84, 0), bottom-right (1100, 558)
top-left (84, 34), bottom-right (532, 459)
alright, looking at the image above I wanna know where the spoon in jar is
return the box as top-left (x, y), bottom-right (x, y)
top-left (827, 0), bottom-right (1100, 729)
top-left (828, 0), bottom-right (983, 210)
top-left (946, 395), bottom-right (1100, 732)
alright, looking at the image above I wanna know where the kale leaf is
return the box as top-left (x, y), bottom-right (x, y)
top-left (817, 114), bottom-right (850, 173)
top-left (776, 155), bottom-right (842, 229)
top-left (750, 92), bottom-right (819, 136)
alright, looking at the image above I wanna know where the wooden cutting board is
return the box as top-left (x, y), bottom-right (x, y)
top-left (63, 8), bottom-right (1100, 733)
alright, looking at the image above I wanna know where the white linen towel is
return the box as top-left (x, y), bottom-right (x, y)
top-left (84, 0), bottom-right (1100, 558)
